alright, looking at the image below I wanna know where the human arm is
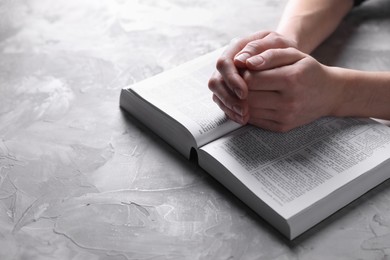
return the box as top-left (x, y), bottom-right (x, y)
top-left (330, 69), bottom-right (390, 121)
top-left (275, 0), bottom-right (354, 54)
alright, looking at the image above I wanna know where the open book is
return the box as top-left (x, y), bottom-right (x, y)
top-left (119, 48), bottom-right (390, 240)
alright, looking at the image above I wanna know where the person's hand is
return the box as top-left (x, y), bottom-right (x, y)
top-left (208, 31), bottom-right (298, 125)
top-left (243, 47), bottom-right (343, 132)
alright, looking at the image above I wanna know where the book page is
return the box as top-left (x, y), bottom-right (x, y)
top-left (129, 48), bottom-right (241, 147)
top-left (200, 117), bottom-right (390, 218)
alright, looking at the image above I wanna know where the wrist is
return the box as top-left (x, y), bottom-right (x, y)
top-left (328, 68), bottom-right (390, 119)
top-left (324, 66), bottom-right (349, 117)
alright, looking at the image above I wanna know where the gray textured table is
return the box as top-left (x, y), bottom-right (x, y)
top-left (1, 0), bottom-right (390, 259)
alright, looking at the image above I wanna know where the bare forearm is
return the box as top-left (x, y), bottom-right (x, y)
top-left (330, 68), bottom-right (390, 120)
top-left (277, 0), bottom-right (354, 53)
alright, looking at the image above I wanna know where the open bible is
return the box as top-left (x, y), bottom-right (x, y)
top-left (119, 48), bottom-right (390, 240)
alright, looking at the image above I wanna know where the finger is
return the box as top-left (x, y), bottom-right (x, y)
top-left (208, 72), bottom-right (248, 116)
top-left (234, 32), bottom-right (297, 68)
top-left (212, 94), bottom-right (249, 125)
top-left (246, 47), bottom-right (306, 70)
top-left (216, 50), bottom-right (247, 100)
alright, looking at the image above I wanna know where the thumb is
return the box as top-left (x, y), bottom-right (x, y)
top-left (245, 47), bottom-right (306, 71)
top-left (233, 39), bottom-right (265, 68)
top-left (234, 32), bottom-right (298, 68)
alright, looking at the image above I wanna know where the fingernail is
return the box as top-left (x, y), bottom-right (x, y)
top-left (234, 53), bottom-right (250, 63)
top-left (233, 105), bottom-right (242, 115)
top-left (247, 55), bottom-right (265, 67)
top-left (234, 88), bottom-right (243, 99)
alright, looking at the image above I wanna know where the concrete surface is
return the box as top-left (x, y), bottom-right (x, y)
top-left (1, 0), bottom-right (390, 259)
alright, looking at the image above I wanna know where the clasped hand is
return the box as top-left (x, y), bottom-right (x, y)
top-left (208, 31), bottom-right (342, 132)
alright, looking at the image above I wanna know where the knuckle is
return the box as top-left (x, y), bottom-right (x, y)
top-left (224, 107), bottom-right (239, 122)
top-left (224, 72), bottom-right (238, 90)
top-left (245, 41), bottom-right (261, 53)
top-left (216, 93), bottom-right (227, 106)
top-left (241, 113), bottom-right (250, 124)
top-left (266, 34), bottom-right (284, 47)
top-left (268, 33), bottom-right (291, 48)
top-left (273, 36), bottom-right (285, 46)
top-left (284, 69), bottom-right (301, 86)
top-left (208, 77), bottom-right (219, 91)
top-left (216, 56), bottom-right (230, 71)
top-left (212, 94), bottom-right (219, 104)
top-left (262, 48), bottom-right (277, 60)
top-left (213, 95), bottom-right (226, 110)
top-left (241, 103), bottom-right (249, 116)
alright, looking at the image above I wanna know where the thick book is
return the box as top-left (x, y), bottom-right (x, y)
top-left (119, 48), bottom-right (390, 240)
